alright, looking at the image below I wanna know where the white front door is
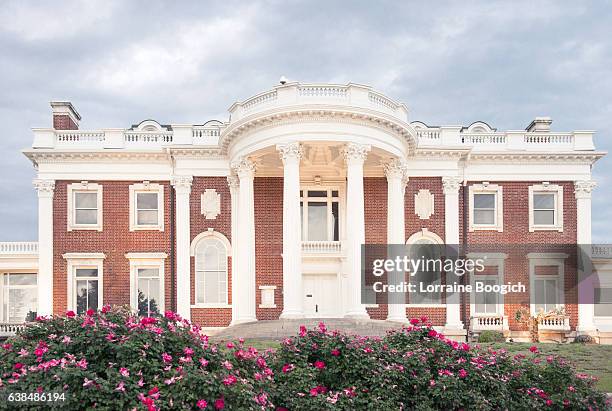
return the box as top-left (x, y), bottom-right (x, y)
top-left (303, 274), bottom-right (339, 317)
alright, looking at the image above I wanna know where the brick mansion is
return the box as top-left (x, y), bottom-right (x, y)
top-left (1, 81), bottom-right (611, 342)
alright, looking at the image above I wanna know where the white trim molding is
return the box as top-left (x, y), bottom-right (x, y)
top-left (528, 183), bottom-right (563, 232)
top-left (129, 182), bottom-right (164, 232)
top-left (259, 285), bottom-right (277, 308)
top-left (469, 183), bottom-right (503, 232)
top-left (67, 181), bottom-right (103, 231)
top-left (63, 252), bottom-right (106, 313)
top-left (125, 252), bottom-right (167, 316)
top-left (527, 252), bottom-right (568, 315)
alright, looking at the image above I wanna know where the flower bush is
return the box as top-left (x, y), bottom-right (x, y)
top-left (0, 307), bottom-right (273, 410)
top-left (0, 310), bottom-right (607, 410)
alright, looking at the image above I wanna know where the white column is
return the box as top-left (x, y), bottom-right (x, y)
top-left (33, 179), bottom-right (55, 316)
top-left (384, 159), bottom-right (408, 322)
top-left (442, 176), bottom-right (464, 330)
top-left (277, 142), bottom-right (304, 319)
top-left (343, 143), bottom-right (370, 319)
top-left (227, 174), bottom-right (240, 323)
top-left (575, 180), bottom-right (597, 333)
top-left (232, 158), bottom-right (257, 324)
top-left (172, 175), bottom-right (193, 321)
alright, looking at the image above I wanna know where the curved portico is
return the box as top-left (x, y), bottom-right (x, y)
top-left (223, 83), bottom-right (416, 323)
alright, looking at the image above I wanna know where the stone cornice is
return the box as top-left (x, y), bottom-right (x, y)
top-left (23, 150), bottom-right (171, 166)
top-left (219, 106), bottom-right (418, 155)
top-left (466, 152), bottom-right (606, 164)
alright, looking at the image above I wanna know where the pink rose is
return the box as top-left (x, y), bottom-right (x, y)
top-left (119, 367), bottom-right (129, 377)
top-left (101, 305), bottom-right (111, 313)
top-left (162, 353), bottom-right (172, 363)
top-left (299, 325), bottom-right (307, 337)
top-left (409, 318), bottom-right (419, 325)
top-left (458, 369), bottom-right (467, 378)
top-left (331, 349), bottom-right (340, 356)
top-left (214, 397), bottom-right (225, 409)
top-left (66, 311), bottom-right (76, 318)
top-left (13, 363), bottom-right (23, 370)
top-left (86, 309), bottom-right (95, 316)
top-left (529, 346), bottom-right (538, 353)
top-left (314, 360), bottom-right (325, 369)
top-left (197, 399), bottom-right (208, 409)
top-left (222, 375), bottom-right (237, 386)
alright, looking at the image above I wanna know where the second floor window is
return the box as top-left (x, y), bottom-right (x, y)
top-left (67, 182), bottom-right (103, 231)
top-left (469, 184), bottom-right (503, 232)
top-left (529, 184), bottom-right (563, 232)
top-left (300, 189), bottom-right (340, 241)
top-left (136, 193), bottom-right (159, 226)
top-left (129, 183), bottom-right (164, 231)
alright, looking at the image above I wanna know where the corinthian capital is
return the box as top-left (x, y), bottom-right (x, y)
top-left (442, 176), bottom-right (462, 195)
top-left (383, 158), bottom-right (408, 181)
top-left (276, 142), bottom-right (303, 164)
top-left (171, 175), bottom-right (193, 194)
top-left (227, 174), bottom-right (239, 190)
top-left (574, 180), bottom-right (597, 199)
top-left (231, 157), bottom-right (256, 179)
top-left (342, 143), bottom-right (370, 164)
top-left (33, 179), bottom-right (55, 197)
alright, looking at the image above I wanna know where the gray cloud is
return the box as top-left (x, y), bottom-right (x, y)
top-left (0, 0), bottom-right (610, 241)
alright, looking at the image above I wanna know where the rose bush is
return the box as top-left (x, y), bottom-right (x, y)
top-left (0, 310), bottom-right (607, 410)
top-left (0, 307), bottom-right (272, 410)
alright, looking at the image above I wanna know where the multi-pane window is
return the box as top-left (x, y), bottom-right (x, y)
top-left (529, 184), bottom-right (563, 231)
top-left (2, 273), bottom-right (37, 323)
top-left (595, 288), bottom-right (612, 317)
top-left (136, 192), bottom-right (159, 226)
top-left (474, 278), bottom-right (498, 314)
top-left (129, 183), bottom-right (164, 231)
top-left (473, 194), bottom-right (496, 225)
top-left (469, 184), bottom-right (503, 231)
top-left (534, 278), bottom-right (558, 313)
top-left (195, 238), bottom-right (228, 304)
top-left (74, 192), bottom-right (98, 225)
top-left (300, 189), bottom-right (340, 241)
top-left (74, 268), bottom-right (100, 314)
top-left (137, 268), bottom-right (160, 316)
top-left (68, 183), bottom-right (102, 231)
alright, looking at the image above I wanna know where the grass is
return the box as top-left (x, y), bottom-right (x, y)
top-left (243, 339), bottom-right (612, 392)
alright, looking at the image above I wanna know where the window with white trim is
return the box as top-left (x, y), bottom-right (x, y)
top-left (195, 238), bottom-right (228, 305)
top-left (469, 184), bottom-right (503, 232)
top-left (529, 184), bottom-right (563, 232)
top-left (64, 253), bottom-right (105, 314)
top-left (126, 253), bottom-right (166, 316)
top-left (67, 182), bottom-right (103, 231)
top-left (129, 183), bottom-right (164, 231)
top-left (595, 288), bottom-right (612, 317)
top-left (1, 273), bottom-right (37, 323)
top-left (300, 188), bottom-right (340, 241)
top-left (469, 253), bottom-right (507, 317)
top-left (528, 253), bottom-right (566, 315)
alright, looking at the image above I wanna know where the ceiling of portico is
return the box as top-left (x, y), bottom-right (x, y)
top-left (249, 142), bottom-right (392, 179)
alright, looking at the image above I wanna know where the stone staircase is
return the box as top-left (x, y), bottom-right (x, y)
top-left (210, 318), bottom-right (407, 341)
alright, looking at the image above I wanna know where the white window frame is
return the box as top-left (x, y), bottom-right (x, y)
top-left (527, 253), bottom-right (567, 315)
top-left (405, 229), bottom-right (445, 308)
top-left (529, 183), bottom-right (563, 232)
top-left (469, 183), bottom-right (503, 232)
top-left (129, 182), bottom-right (164, 231)
top-left (259, 285), bottom-right (277, 308)
top-left (125, 253), bottom-right (167, 316)
top-left (63, 253), bottom-right (106, 313)
top-left (468, 253), bottom-right (507, 317)
top-left (0, 272), bottom-right (38, 323)
top-left (190, 230), bottom-right (232, 308)
top-left (300, 186), bottom-right (343, 242)
top-left (67, 182), bottom-right (103, 231)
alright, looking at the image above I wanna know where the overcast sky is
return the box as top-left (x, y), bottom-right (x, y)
top-left (0, 1), bottom-right (610, 242)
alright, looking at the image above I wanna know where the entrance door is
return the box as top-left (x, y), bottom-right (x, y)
top-left (303, 274), bottom-right (338, 317)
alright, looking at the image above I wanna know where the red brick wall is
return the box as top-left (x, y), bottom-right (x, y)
top-left (189, 177), bottom-right (233, 327)
top-left (464, 181), bottom-right (578, 330)
top-left (364, 177), bottom-right (388, 319)
top-left (53, 114), bottom-right (78, 130)
top-left (254, 177), bottom-right (284, 320)
top-left (52, 181), bottom-right (172, 314)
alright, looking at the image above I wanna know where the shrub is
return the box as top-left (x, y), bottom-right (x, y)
top-left (477, 330), bottom-right (505, 343)
top-left (0, 311), bottom-right (607, 410)
top-left (0, 306), bottom-right (272, 410)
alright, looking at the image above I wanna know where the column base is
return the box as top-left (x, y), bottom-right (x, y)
top-left (230, 317), bottom-right (258, 326)
top-left (280, 311), bottom-right (304, 320)
top-left (443, 325), bottom-right (467, 342)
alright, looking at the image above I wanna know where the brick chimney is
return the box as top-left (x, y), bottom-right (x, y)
top-left (50, 101), bottom-right (81, 130)
top-left (526, 117), bottom-right (552, 132)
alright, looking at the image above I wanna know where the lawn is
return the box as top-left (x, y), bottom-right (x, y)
top-left (244, 339), bottom-right (612, 393)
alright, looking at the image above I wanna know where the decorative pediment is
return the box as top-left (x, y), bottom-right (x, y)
top-left (201, 189), bottom-right (221, 220)
top-left (414, 189), bottom-right (434, 220)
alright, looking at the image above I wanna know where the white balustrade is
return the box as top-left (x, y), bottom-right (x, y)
top-left (56, 131), bottom-right (105, 144)
top-left (301, 241), bottom-right (342, 254)
top-left (124, 131), bottom-right (173, 144)
top-left (461, 133), bottom-right (506, 145)
top-left (242, 89), bottom-right (278, 111)
top-left (592, 245), bottom-right (612, 258)
top-left (0, 242), bottom-right (38, 254)
top-left (299, 85), bottom-right (348, 98)
top-left (470, 315), bottom-right (507, 331)
top-left (538, 316), bottom-right (570, 331)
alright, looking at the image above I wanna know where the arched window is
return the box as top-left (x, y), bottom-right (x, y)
top-left (195, 237), bottom-right (228, 304)
top-left (406, 229), bottom-right (443, 305)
